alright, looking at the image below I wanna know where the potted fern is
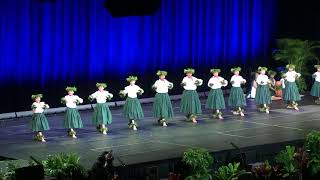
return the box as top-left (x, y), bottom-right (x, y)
top-left (273, 38), bottom-right (320, 92)
top-left (182, 148), bottom-right (214, 180)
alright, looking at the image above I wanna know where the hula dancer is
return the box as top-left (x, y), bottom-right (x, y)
top-left (283, 64), bottom-right (301, 110)
top-left (228, 67), bottom-right (246, 116)
top-left (310, 65), bottom-right (320, 103)
top-left (255, 67), bottom-right (272, 114)
top-left (152, 70), bottom-right (174, 127)
top-left (268, 70), bottom-right (277, 98)
top-left (89, 83), bottom-right (113, 135)
top-left (119, 76), bottom-right (144, 130)
top-left (180, 68), bottom-right (203, 123)
top-left (61, 86), bottom-right (84, 138)
top-left (31, 94), bottom-right (50, 142)
top-left (205, 68), bottom-right (228, 119)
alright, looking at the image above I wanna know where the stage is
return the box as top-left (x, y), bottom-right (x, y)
top-left (0, 95), bottom-right (319, 170)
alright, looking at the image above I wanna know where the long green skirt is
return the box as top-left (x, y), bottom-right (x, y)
top-left (310, 81), bottom-right (320, 97)
top-left (123, 97), bottom-right (144, 120)
top-left (180, 90), bottom-right (202, 115)
top-left (255, 85), bottom-right (272, 105)
top-left (283, 82), bottom-right (301, 102)
top-left (269, 88), bottom-right (276, 96)
top-left (64, 108), bottom-right (83, 129)
top-left (31, 113), bottom-right (50, 132)
top-left (228, 87), bottom-right (246, 107)
top-left (205, 88), bottom-right (226, 110)
top-left (92, 103), bottom-right (112, 125)
top-left (152, 93), bottom-right (174, 119)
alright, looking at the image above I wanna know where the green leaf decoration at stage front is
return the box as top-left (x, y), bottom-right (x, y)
top-left (275, 146), bottom-right (299, 178)
top-left (182, 148), bottom-right (213, 180)
top-left (42, 153), bottom-right (87, 180)
top-left (305, 131), bottom-right (320, 175)
top-left (213, 162), bottom-right (251, 180)
top-left (273, 38), bottom-right (320, 92)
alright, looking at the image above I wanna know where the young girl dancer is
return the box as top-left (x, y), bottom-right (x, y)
top-left (119, 76), bottom-right (144, 130)
top-left (247, 72), bottom-right (258, 99)
top-left (205, 68), bottom-right (228, 119)
top-left (310, 65), bottom-right (320, 103)
top-left (31, 94), bottom-right (50, 142)
top-left (268, 70), bottom-right (277, 98)
top-left (180, 68), bottom-right (203, 123)
top-left (61, 86), bottom-right (84, 138)
top-left (228, 67), bottom-right (246, 116)
top-left (152, 71), bottom-right (174, 127)
top-left (255, 67), bottom-right (272, 114)
top-left (283, 64), bottom-right (301, 110)
top-left (89, 83), bottom-right (113, 134)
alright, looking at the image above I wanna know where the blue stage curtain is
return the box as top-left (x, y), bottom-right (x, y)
top-left (0, 0), bottom-right (275, 85)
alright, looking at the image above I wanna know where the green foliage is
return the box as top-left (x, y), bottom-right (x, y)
top-left (213, 162), bottom-right (250, 180)
top-left (273, 38), bottom-right (320, 92)
top-left (275, 146), bottom-right (298, 178)
top-left (305, 131), bottom-right (320, 175)
top-left (42, 153), bottom-right (87, 180)
top-left (182, 148), bottom-right (214, 180)
top-left (0, 162), bottom-right (22, 180)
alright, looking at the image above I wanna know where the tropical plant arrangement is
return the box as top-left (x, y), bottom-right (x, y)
top-left (305, 131), bottom-right (320, 176)
top-left (213, 162), bottom-right (250, 180)
top-left (182, 148), bottom-right (214, 180)
top-left (42, 153), bottom-right (87, 180)
top-left (273, 38), bottom-right (320, 92)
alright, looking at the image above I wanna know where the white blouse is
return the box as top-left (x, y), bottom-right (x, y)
top-left (123, 85), bottom-right (143, 98)
top-left (153, 79), bottom-right (173, 93)
top-left (230, 75), bottom-right (246, 87)
top-left (207, 76), bottom-right (228, 89)
top-left (90, 90), bottom-right (113, 103)
top-left (313, 72), bottom-right (320, 82)
top-left (280, 78), bottom-right (286, 88)
top-left (285, 71), bottom-right (301, 82)
top-left (63, 95), bottom-right (83, 108)
top-left (32, 102), bottom-right (49, 113)
top-left (256, 74), bottom-right (269, 85)
top-left (181, 76), bottom-right (203, 90)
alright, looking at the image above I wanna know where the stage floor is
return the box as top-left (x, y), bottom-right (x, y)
top-left (1, 96), bottom-right (320, 168)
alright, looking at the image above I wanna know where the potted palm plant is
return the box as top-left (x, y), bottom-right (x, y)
top-left (273, 38), bottom-right (320, 92)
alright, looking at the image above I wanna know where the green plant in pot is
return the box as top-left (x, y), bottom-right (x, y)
top-left (182, 148), bottom-right (214, 180)
top-left (213, 162), bottom-right (250, 180)
top-left (273, 38), bottom-right (320, 92)
top-left (42, 153), bottom-right (87, 180)
top-left (305, 131), bottom-right (320, 176)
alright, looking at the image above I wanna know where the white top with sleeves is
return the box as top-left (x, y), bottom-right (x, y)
top-left (153, 79), bottom-right (173, 93)
top-left (285, 71), bottom-right (301, 82)
top-left (207, 76), bottom-right (228, 89)
top-left (90, 90), bottom-right (113, 103)
top-left (32, 102), bottom-right (49, 113)
top-left (280, 78), bottom-right (286, 88)
top-left (256, 74), bottom-right (269, 85)
top-left (230, 75), bottom-right (246, 87)
top-left (313, 72), bottom-right (320, 82)
top-left (64, 95), bottom-right (83, 108)
top-left (181, 76), bottom-right (203, 90)
top-left (123, 85), bottom-right (143, 98)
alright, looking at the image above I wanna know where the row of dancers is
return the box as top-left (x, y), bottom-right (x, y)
top-left (30, 64), bottom-right (320, 142)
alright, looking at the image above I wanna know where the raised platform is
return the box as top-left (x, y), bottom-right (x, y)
top-left (0, 96), bottom-right (319, 176)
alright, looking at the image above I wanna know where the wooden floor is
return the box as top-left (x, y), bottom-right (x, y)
top-left (0, 95), bottom-right (319, 168)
